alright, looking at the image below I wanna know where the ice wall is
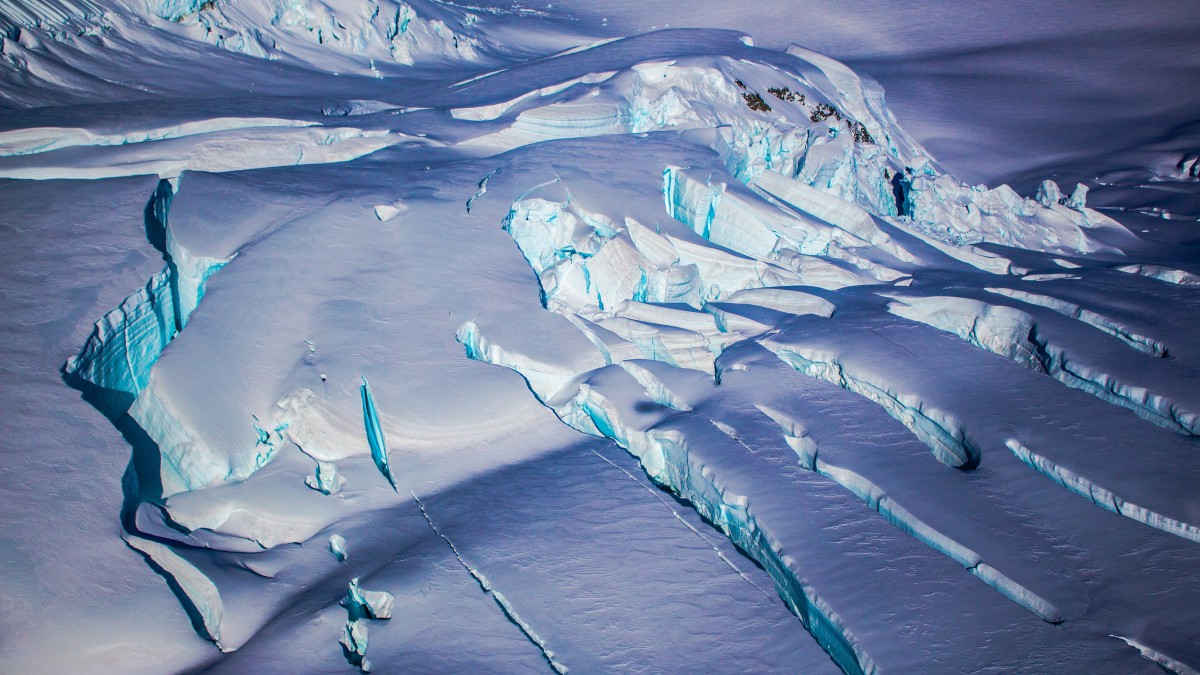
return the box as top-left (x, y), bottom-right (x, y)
top-left (65, 177), bottom-right (229, 415)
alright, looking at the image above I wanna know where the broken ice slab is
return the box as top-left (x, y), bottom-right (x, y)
top-left (345, 578), bottom-right (395, 621)
top-left (329, 534), bottom-right (349, 562)
top-left (340, 619), bottom-right (370, 671)
top-left (305, 461), bottom-right (346, 495)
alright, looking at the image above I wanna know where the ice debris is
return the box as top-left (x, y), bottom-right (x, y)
top-left (340, 619), bottom-right (371, 672)
top-left (374, 201), bottom-right (406, 222)
top-left (305, 461), bottom-right (346, 495)
top-left (329, 534), bottom-right (349, 562)
top-left (339, 577), bottom-right (393, 671)
top-left (345, 578), bottom-right (395, 621)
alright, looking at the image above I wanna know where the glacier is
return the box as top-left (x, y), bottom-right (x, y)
top-left (1, 0), bottom-right (1199, 673)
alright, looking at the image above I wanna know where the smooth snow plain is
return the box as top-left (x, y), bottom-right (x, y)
top-left (1, 1), bottom-right (1199, 673)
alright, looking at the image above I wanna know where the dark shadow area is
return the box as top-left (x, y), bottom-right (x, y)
top-left (62, 370), bottom-right (165, 529)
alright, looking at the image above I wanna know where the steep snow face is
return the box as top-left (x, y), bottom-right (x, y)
top-left (124, 533), bottom-right (225, 647)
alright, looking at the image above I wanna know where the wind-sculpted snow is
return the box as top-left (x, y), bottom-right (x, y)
top-left (0, 118), bottom-right (314, 157)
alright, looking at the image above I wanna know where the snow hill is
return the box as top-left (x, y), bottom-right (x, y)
top-left (2, 1), bottom-right (1199, 673)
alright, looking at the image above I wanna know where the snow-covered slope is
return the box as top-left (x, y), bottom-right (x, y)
top-left (1, 1), bottom-right (1198, 673)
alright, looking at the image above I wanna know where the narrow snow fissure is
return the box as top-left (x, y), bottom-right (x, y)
top-left (411, 491), bottom-right (569, 675)
top-left (587, 448), bottom-right (774, 600)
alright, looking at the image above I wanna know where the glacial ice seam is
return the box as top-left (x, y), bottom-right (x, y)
top-left (1026, 328), bottom-right (1198, 435)
top-left (1110, 635), bottom-right (1200, 675)
top-left (884, 294), bottom-right (1198, 436)
top-left (361, 377), bottom-right (397, 490)
top-left (586, 448), bottom-right (774, 600)
top-left (0, 127), bottom-right (404, 180)
top-left (987, 286), bottom-right (1166, 357)
top-left (1114, 264), bottom-right (1200, 287)
top-left (64, 177), bottom-right (250, 499)
top-left (561, 386), bottom-right (875, 675)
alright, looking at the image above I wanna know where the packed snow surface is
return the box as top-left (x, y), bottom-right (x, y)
top-left (2, 0), bottom-right (1199, 673)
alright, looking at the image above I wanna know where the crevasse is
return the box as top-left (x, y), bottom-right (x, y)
top-left (757, 405), bottom-right (1063, 624)
top-left (457, 325), bottom-right (877, 675)
top-left (759, 339), bottom-right (981, 470)
top-left (884, 294), bottom-right (1198, 436)
top-left (65, 177), bottom-right (230, 415)
top-left (1007, 440), bottom-right (1200, 544)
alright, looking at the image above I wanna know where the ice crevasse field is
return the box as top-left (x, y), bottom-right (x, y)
top-left (1, 0), bottom-right (1199, 672)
